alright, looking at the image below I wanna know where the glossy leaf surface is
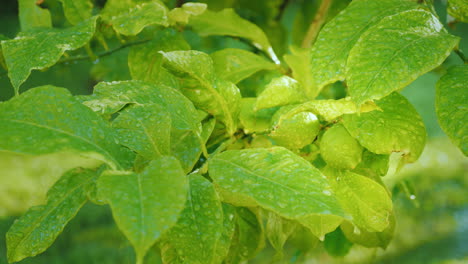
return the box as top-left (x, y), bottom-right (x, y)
top-left (255, 76), bottom-right (306, 110)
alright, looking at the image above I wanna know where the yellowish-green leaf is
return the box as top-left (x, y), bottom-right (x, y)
top-left (309, 0), bottom-right (419, 93)
top-left (98, 156), bottom-right (188, 264)
top-left (320, 124), bottom-right (363, 169)
top-left (1, 17), bottom-right (97, 94)
top-left (209, 147), bottom-right (345, 228)
top-left (284, 46), bottom-right (315, 98)
top-left (6, 168), bottom-right (97, 263)
top-left (161, 50), bottom-right (240, 135)
top-left (18, 0), bottom-right (52, 31)
top-left (255, 76), bottom-right (306, 110)
top-left (189, 8), bottom-right (278, 63)
top-left (239, 98), bottom-right (278, 134)
top-left (448, 0), bottom-right (468, 22)
top-left (58, 0), bottom-right (93, 25)
top-left (211, 48), bottom-right (276, 84)
top-left (343, 93), bottom-right (426, 162)
top-left (347, 9), bottom-right (459, 105)
top-left (436, 65), bottom-right (468, 156)
top-left (160, 174), bottom-right (225, 264)
top-left (112, 104), bottom-right (171, 160)
top-left (341, 213), bottom-right (395, 249)
top-left (0, 86), bottom-right (127, 170)
top-left (168, 2), bottom-right (207, 25)
top-left (324, 167), bottom-right (393, 232)
top-left (128, 29), bottom-right (190, 87)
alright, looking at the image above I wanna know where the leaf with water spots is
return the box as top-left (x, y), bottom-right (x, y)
top-left (448, 0), bottom-right (468, 22)
top-left (343, 92), bottom-right (426, 162)
top-left (189, 8), bottom-right (278, 63)
top-left (112, 104), bottom-right (172, 160)
top-left (309, 0), bottom-right (419, 94)
top-left (0, 86), bottom-right (128, 170)
top-left (6, 168), bottom-right (97, 263)
top-left (238, 98), bottom-right (278, 134)
top-left (161, 50), bottom-right (241, 135)
top-left (98, 156), bottom-right (188, 264)
top-left (270, 107), bottom-right (320, 150)
top-left (347, 9), bottom-right (459, 105)
top-left (341, 213), bottom-right (395, 249)
top-left (320, 123), bottom-right (363, 169)
top-left (436, 65), bottom-right (468, 156)
top-left (18, 0), bottom-right (52, 31)
top-left (128, 29), bottom-right (190, 88)
top-left (209, 147), bottom-right (345, 234)
top-left (255, 76), bottom-right (307, 110)
top-left (101, 0), bottom-right (169, 35)
top-left (1, 17), bottom-right (97, 94)
top-left (159, 174), bottom-right (225, 264)
top-left (323, 167), bottom-right (393, 232)
top-left (58, 0), bottom-right (93, 25)
top-left (211, 48), bottom-right (276, 84)
top-left (168, 2), bottom-right (207, 25)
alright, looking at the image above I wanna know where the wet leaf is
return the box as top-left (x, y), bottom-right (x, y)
top-left (168, 2), bottom-right (207, 25)
top-left (309, 0), bottom-right (419, 93)
top-left (0, 86), bottom-right (127, 169)
top-left (58, 0), bottom-right (93, 25)
top-left (284, 46), bottom-right (315, 98)
top-left (239, 98), bottom-right (278, 134)
top-left (6, 168), bottom-right (97, 263)
top-left (347, 9), bottom-right (459, 105)
top-left (448, 0), bottom-right (468, 22)
top-left (341, 212), bottom-right (395, 249)
top-left (112, 104), bottom-right (172, 160)
top-left (98, 156), bottom-right (188, 263)
top-left (18, 0), bottom-right (52, 31)
top-left (436, 65), bottom-right (468, 156)
top-left (343, 92), bottom-right (426, 162)
top-left (255, 76), bottom-right (306, 110)
top-left (209, 147), bottom-right (345, 234)
top-left (211, 48), bottom-right (276, 84)
top-left (320, 123), bottom-right (363, 169)
top-left (1, 17), bottom-right (98, 93)
top-left (160, 174), bottom-right (225, 264)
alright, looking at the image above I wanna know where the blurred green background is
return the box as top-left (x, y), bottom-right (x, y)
top-left (1, 0), bottom-right (467, 263)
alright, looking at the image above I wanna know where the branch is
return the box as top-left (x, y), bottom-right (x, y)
top-left (454, 48), bottom-right (468, 64)
top-left (301, 0), bottom-right (332, 49)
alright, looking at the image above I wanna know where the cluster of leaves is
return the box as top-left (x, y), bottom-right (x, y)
top-left (0, 0), bottom-right (467, 263)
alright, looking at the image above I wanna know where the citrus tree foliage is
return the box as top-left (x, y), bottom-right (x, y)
top-left (0, 0), bottom-right (467, 263)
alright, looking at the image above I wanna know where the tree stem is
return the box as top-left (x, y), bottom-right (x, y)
top-left (454, 48), bottom-right (468, 64)
top-left (301, 0), bottom-right (332, 49)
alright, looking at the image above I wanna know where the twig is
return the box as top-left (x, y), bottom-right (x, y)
top-left (454, 48), bottom-right (468, 64)
top-left (301, 0), bottom-right (332, 49)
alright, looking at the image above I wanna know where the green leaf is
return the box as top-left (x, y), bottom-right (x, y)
top-left (58, 0), bottom-right (93, 25)
top-left (320, 123), bottom-right (363, 169)
top-left (98, 156), bottom-right (188, 264)
top-left (168, 2), bottom-right (207, 25)
top-left (1, 17), bottom-right (98, 94)
top-left (210, 48), bottom-right (276, 84)
top-left (323, 227), bottom-right (353, 257)
top-left (0, 86), bottom-right (126, 170)
top-left (255, 76), bottom-right (306, 110)
top-left (436, 65), bottom-right (468, 156)
top-left (209, 147), bottom-right (345, 231)
top-left (272, 98), bottom-right (379, 123)
top-left (6, 168), bottom-right (97, 263)
top-left (161, 50), bottom-right (241, 135)
top-left (128, 29), bottom-right (190, 87)
top-left (160, 174), bottom-right (225, 264)
top-left (448, 0), bottom-right (468, 22)
top-left (309, 0), bottom-right (419, 93)
top-left (284, 46), bottom-right (315, 98)
top-left (225, 208), bottom-right (265, 263)
top-left (347, 9), bottom-right (460, 105)
top-left (104, 1), bottom-right (169, 35)
top-left (189, 8), bottom-right (278, 63)
top-left (270, 108), bottom-right (320, 150)
top-left (172, 118), bottom-right (216, 173)
top-left (18, 0), bottom-right (52, 31)
top-left (112, 104), bottom-right (171, 159)
top-left (324, 168), bottom-right (393, 232)
top-left (81, 80), bottom-right (201, 138)
top-left (353, 150), bottom-right (390, 177)
top-left (239, 98), bottom-right (278, 134)
top-left (341, 213), bottom-right (395, 249)
top-left (343, 92), bottom-right (426, 162)
top-left (265, 211), bottom-right (297, 254)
